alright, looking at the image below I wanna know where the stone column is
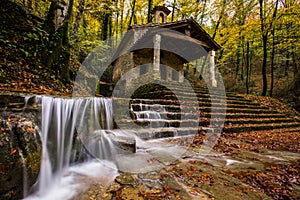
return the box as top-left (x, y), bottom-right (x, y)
top-left (209, 50), bottom-right (217, 87)
top-left (125, 52), bottom-right (136, 88)
top-left (166, 67), bottom-right (172, 81)
top-left (153, 34), bottom-right (161, 79)
top-left (178, 69), bottom-right (184, 83)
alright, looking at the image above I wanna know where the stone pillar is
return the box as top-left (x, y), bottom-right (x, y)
top-left (125, 53), bottom-right (136, 88)
top-left (153, 34), bottom-right (161, 79)
top-left (178, 69), bottom-right (184, 83)
top-left (209, 50), bottom-right (217, 87)
top-left (166, 67), bottom-right (172, 81)
top-left (126, 69), bottom-right (139, 88)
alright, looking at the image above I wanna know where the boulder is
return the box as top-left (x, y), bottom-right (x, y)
top-left (0, 115), bottom-right (41, 199)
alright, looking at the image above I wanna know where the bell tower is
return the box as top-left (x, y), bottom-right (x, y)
top-left (152, 4), bottom-right (171, 23)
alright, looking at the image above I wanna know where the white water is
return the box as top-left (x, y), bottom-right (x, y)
top-left (133, 103), bottom-right (166, 128)
top-left (25, 96), bottom-right (118, 199)
top-left (19, 152), bottom-right (29, 198)
top-left (24, 96), bottom-right (189, 199)
top-left (23, 96), bottom-right (31, 110)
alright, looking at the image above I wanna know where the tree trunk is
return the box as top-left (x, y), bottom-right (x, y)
top-left (102, 13), bottom-right (110, 41)
top-left (120, 0), bottom-right (124, 38)
top-left (292, 46), bottom-right (297, 78)
top-left (42, 0), bottom-right (74, 82)
top-left (200, 0), bottom-right (207, 24)
top-left (270, 28), bottom-right (275, 97)
top-left (235, 47), bottom-right (240, 78)
top-left (245, 41), bottom-right (250, 94)
top-left (72, 0), bottom-right (85, 36)
top-left (261, 34), bottom-right (268, 96)
top-left (171, 0), bottom-right (176, 21)
top-left (115, 0), bottom-right (119, 45)
top-left (285, 51), bottom-right (290, 76)
top-left (147, 0), bottom-right (153, 23)
top-left (212, 0), bottom-right (226, 39)
top-left (294, 69), bottom-right (300, 112)
top-left (259, 0), bottom-right (266, 96)
top-left (128, 0), bottom-right (136, 27)
top-left (258, 0), bottom-right (279, 96)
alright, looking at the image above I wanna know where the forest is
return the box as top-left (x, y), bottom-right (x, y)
top-left (0, 0), bottom-right (299, 110)
top-left (1, 1), bottom-right (300, 199)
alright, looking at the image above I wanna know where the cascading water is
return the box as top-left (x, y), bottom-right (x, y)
top-left (133, 103), bottom-right (166, 128)
top-left (25, 96), bottom-right (189, 199)
top-left (25, 96), bottom-right (119, 199)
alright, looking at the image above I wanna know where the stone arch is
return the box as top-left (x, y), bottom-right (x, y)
top-left (155, 11), bottom-right (167, 23)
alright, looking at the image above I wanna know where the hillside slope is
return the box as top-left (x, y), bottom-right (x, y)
top-left (0, 0), bottom-right (73, 95)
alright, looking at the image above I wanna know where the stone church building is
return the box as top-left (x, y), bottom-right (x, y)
top-left (110, 5), bottom-right (221, 90)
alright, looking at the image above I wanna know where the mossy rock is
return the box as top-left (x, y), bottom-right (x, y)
top-left (0, 117), bottom-right (41, 200)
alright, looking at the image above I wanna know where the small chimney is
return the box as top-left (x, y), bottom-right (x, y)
top-left (152, 4), bottom-right (171, 23)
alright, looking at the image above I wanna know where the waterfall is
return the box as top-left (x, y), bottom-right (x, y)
top-left (25, 96), bottom-right (189, 199)
top-left (26, 96), bottom-right (119, 199)
top-left (134, 104), bottom-right (166, 128)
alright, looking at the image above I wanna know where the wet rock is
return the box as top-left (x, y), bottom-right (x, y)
top-left (115, 173), bottom-right (137, 187)
top-left (0, 94), bottom-right (25, 112)
top-left (111, 135), bottom-right (136, 153)
top-left (115, 186), bottom-right (144, 200)
top-left (0, 94), bottom-right (40, 114)
top-left (0, 116), bottom-right (41, 200)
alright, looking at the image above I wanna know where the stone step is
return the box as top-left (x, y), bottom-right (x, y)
top-left (223, 122), bottom-right (300, 133)
top-left (0, 94), bottom-right (38, 112)
top-left (130, 98), bottom-right (263, 107)
top-left (206, 113), bottom-right (288, 119)
top-left (7, 102), bottom-right (24, 108)
top-left (131, 103), bottom-right (276, 114)
top-left (129, 110), bottom-right (288, 121)
top-left (117, 120), bottom-right (300, 138)
top-left (141, 89), bottom-right (231, 98)
top-left (224, 118), bottom-right (297, 125)
top-left (215, 108), bottom-right (277, 114)
top-left (118, 119), bottom-right (205, 128)
top-left (176, 112), bottom-right (287, 120)
top-left (163, 95), bottom-right (253, 103)
top-left (118, 117), bottom-right (297, 129)
top-left (116, 127), bottom-right (212, 140)
top-left (269, 126), bottom-right (300, 133)
top-left (130, 102), bottom-right (267, 110)
top-left (153, 87), bottom-right (245, 99)
top-left (160, 83), bottom-right (221, 93)
top-left (137, 91), bottom-right (246, 102)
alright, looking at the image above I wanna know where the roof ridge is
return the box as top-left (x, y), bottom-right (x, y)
top-left (130, 18), bottom-right (192, 29)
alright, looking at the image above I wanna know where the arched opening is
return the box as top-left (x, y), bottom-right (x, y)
top-left (159, 13), bottom-right (165, 23)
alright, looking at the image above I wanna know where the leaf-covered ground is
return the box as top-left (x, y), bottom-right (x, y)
top-left (74, 129), bottom-right (299, 200)
top-left (0, 0), bottom-right (75, 96)
top-left (1, 2), bottom-right (299, 199)
top-left (244, 94), bottom-right (300, 120)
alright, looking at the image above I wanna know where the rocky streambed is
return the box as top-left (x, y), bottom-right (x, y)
top-left (72, 131), bottom-right (299, 200)
top-left (0, 93), bottom-right (299, 200)
top-left (0, 94), bottom-right (41, 199)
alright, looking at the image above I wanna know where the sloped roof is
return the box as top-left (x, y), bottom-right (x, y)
top-left (151, 5), bottom-right (171, 15)
top-left (130, 18), bottom-right (221, 51)
top-left (111, 18), bottom-right (221, 63)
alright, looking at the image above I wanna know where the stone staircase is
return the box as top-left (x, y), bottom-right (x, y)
top-left (116, 82), bottom-right (300, 139)
top-left (1, 84), bottom-right (299, 142)
top-left (0, 94), bottom-right (38, 113)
